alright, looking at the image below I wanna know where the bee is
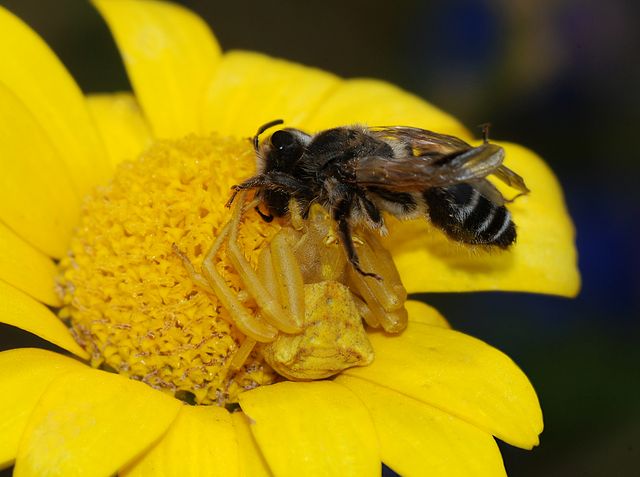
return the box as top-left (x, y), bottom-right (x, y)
top-left (228, 119), bottom-right (529, 278)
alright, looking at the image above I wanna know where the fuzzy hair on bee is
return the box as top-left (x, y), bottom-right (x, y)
top-left (227, 119), bottom-right (530, 278)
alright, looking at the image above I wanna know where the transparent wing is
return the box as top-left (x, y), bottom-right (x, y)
top-left (369, 126), bottom-right (471, 161)
top-left (355, 143), bottom-right (505, 191)
top-left (469, 178), bottom-right (506, 206)
top-left (493, 165), bottom-right (530, 194)
top-left (366, 126), bottom-right (529, 195)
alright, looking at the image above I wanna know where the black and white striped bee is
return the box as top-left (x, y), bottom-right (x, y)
top-left (228, 120), bottom-right (529, 278)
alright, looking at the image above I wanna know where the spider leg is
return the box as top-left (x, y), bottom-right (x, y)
top-left (175, 224), bottom-right (277, 343)
top-left (354, 230), bottom-right (406, 309)
top-left (288, 198), bottom-right (305, 230)
top-left (350, 294), bottom-right (380, 329)
top-left (225, 192), bottom-right (302, 334)
top-left (345, 231), bottom-right (408, 333)
top-left (228, 222), bottom-right (303, 371)
top-left (269, 228), bottom-right (305, 328)
top-left (293, 203), bottom-right (347, 283)
top-left (229, 337), bottom-right (257, 370)
top-left (171, 244), bottom-right (214, 292)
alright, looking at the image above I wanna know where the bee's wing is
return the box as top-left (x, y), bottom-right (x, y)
top-left (356, 143), bottom-right (505, 191)
top-left (493, 165), bottom-right (530, 194)
top-left (368, 126), bottom-right (529, 194)
top-left (370, 126), bottom-right (471, 160)
top-left (470, 178), bottom-right (506, 206)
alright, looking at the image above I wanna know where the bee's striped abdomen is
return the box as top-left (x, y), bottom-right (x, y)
top-left (424, 183), bottom-right (516, 247)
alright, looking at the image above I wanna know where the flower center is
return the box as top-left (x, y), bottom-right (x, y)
top-left (58, 136), bottom-right (407, 405)
top-left (58, 136), bottom-right (396, 405)
top-left (57, 135), bottom-right (283, 405)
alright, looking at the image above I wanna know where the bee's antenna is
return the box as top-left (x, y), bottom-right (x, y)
top-left (253, 119), bottom-right (285, 152)
top-left (479, 122), bottom-right (492, 144)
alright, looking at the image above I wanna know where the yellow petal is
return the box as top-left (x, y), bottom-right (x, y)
top-left (0, 7), bottom-right (111, 196)
top-left (385, 142), bottom-right (580, 297)
top-left (122, 405), bottom-right (238, 477)
top-left (406, 299), bottom-right (450, 328)
top-left (86, 93), bottom-right (153, 167)
top-left (231, 412), bottom-right (272, 477)
top-left (14, 368), bottom-right (181, 477)
top-left (0, 349), bottom-right (85, 469)
top-left (239, 381), bottom-right (379, 477)
top-left (303, 78), bottom-right (470, 138)
top-left (337, 376), bottom-right (506, 477)
top-left (201, 51), bottom-right (340, 138)
top-left (0, 221), bottom-right (60, 306)
top-left (0, 82), bottom-right (80, 258)
top-left (93, 0), bottom-right (222, 138)
top-left (345, 322), bottom-right (543, 449)
top-left (0, 280), bottom-right (87, 359)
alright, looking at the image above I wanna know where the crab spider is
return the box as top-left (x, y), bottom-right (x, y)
top-left (174, 191), bottom-right (409, 379)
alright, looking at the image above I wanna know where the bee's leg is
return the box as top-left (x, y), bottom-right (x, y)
top-left (226, 172), bottom-right (308, 208)
top-left (225, 192), bottom-right (303, 334)
top-left (225, 175), bottom-right (269, 208)
top-left (175, 225), bottom-right (277, 343)
top-left (225, 180), bottom-right (255, 208)
top-left (504, 191), bottom-right (528, 203)
top-left (225, 187), bottom-right (241, 208)
top-left (333, 200), bottom-right (381, 280)
top-left (254, 205), bottom-right (274, 222)
top-left (359, 194), bottom-right (387, 233)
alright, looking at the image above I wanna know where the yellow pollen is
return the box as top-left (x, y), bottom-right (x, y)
top-left (57, 135), bottom-right (282, 405)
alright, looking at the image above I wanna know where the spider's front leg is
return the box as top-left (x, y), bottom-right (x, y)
top-left (173, 219), bottom-right (278, 344)
top-left (224, 192), bottom-right (303, 335)
top-left (256, 226), bottom-right (306, 330)
top-left (174, 192), bottom-right (303, 358)
top-left (345, 230), bottom-right (409, 333)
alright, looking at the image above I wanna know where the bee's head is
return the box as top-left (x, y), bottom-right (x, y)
top-left (248, 122), bottom-right (310, 218)
top-left (257, 126), bottom-right (310, 173)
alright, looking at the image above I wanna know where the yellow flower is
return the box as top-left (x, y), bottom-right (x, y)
top-left (0, 1), bottom-right (580, 476)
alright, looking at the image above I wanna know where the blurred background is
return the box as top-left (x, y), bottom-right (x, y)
top-left (1, 0), bottom-right (638, 475)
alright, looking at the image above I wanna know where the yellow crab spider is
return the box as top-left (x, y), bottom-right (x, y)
top-left (175, 191), bottom-right (409, 379)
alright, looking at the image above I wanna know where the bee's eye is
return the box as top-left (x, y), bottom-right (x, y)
top-left (270, 130), bottom-right (295, 150)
